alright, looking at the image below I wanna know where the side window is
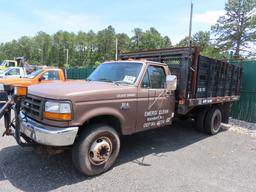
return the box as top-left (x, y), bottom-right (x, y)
top-left (148, 65), bottom-right (166, 89)
top-left (7, 68), bottom-right (20, 75)
top-left (141, 71), bottom-right (150, 88)
top-left (9, 62), bottom-right (16, 67)
top-left (42, 71), bottom-right (60, 80)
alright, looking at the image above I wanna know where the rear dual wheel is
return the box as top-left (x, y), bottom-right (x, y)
top-left (72, 124), bottom-right (120, 176)
top-left (196, 107), bottom-right (222, 135)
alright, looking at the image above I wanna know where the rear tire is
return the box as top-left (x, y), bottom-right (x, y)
top-left (196, 108), bottom-right (209, 132)
top-left (72, 124), bottom-right (120, 176)
top-left (204, 108), bottom-right (222, 135)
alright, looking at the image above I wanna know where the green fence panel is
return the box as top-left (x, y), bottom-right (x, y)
top-left (230, 60), bottom-right (256, 123)
top-left (231, 91), bottom-right (256, 123)
top-left (66, 67), bottom-right (95, 79)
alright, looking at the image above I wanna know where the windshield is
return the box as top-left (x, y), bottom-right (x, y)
top-left (3, 68), bottom-right (10, 73)
top-left (1, 68), bottom-right (18, 75)
top-left (88, 62), bottom-right (143, 84)
top-left (27, 69), bottom-right (42, 79)
top-left (0, 68), bottom-right (9, 74)
top-left (0, 61), bottom-right (7, 66)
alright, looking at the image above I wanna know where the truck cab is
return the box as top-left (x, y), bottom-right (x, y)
top-left (0, 60), bottom-right (17, 71)
top-left (7, 60), bottom-right (176, 176)
top-left (0, 67), bottom-right (27, 79)
top-left (87, 60), bottom-right (176, 132)
top-left (0, 68), bottom-right (66, 93)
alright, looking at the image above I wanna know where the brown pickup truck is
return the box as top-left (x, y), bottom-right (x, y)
top-left (0, 47), bottom-right (242, 176)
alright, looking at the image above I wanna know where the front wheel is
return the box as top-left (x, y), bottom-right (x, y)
top-left (72, 124), bottom-right (120, 176)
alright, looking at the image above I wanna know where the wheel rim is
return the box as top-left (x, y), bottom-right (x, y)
top-left (88, 136), bottom-right (113, 166)
top-left (213, 114), bottom-right (221, 131)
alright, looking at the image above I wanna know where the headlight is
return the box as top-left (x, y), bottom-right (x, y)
top-left (44, 101), bottom-right (72, 121)
top-left (45, 101), bottom-right (71, 113)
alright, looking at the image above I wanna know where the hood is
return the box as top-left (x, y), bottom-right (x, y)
top-left (28, 81), bottom-right (137, 102)
top-left (0, 77), bottom-right (31, 85)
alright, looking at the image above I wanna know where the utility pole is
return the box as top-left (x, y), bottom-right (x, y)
top-left (38, 48), bottom-right (43, 64)
top-left (64, 48), bottom-right (69, 65)
top-left (115, 38), bottom-right (118, 60)
top-left (188, 1), bottom-right (193, 57)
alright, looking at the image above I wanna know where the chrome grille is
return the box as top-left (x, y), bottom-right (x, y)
top-left (22, 95), bottom-right (43, 120)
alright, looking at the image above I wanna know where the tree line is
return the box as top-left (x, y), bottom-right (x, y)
top-left (0, 0), bottom-right (255, 67)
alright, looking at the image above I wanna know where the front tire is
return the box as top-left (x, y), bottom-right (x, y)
top-left (72, 124), bottom-right (120, 176)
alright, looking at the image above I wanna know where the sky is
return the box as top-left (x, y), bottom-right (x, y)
top-left (0, 0), bottom-right (227, 44)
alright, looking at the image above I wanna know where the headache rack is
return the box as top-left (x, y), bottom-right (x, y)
top-left (119, 47), bottom-right (242, 114)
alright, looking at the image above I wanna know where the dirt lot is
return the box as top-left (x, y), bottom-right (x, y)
top-left (0, 118), bottom-right (256, 192)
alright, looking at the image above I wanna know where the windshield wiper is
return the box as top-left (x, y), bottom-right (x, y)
top-left (114, 80), bottom-right (131, 85)
top-left (98, 78), bottom-right (113, 82)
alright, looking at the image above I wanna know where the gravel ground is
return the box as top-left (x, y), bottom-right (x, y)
top-left (0, 118), bottom-right (256, 192)
top-left (228, 118), bottom-right (256, 138)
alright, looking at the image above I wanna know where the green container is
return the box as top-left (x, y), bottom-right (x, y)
top-left (67, 67), bottom-right (95, 79)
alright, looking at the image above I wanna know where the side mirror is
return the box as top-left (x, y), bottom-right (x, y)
top-left (166, 75), bottom-right (177, 91)
top-left (39, 76), bottom-right (45, 82)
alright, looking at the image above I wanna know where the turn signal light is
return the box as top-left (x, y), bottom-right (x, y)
top-left (43, 112), bottom-right (72, 121)
top-left (14, 86), bottom-right (28, 96)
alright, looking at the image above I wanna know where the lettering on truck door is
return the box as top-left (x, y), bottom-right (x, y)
top-left (136, 64), bottom-right (171, 131)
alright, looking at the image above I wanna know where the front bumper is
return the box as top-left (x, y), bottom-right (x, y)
top-left (19, 113), bottom-right (79, 146)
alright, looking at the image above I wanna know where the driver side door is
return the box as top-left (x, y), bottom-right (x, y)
top-left (136, 64), bottom-right (172, 131)
top-left (39, 70), bottom-right (60, 84)
top-left (5, 68), bottom-right (21, 78)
